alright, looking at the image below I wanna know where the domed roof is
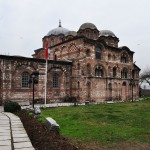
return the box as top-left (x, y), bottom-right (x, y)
top-left (65, 31), bottom-right (77, 37)
top-left (99, 30), bottom-right (116, 37)
top-left (47, 21), bottom-right (70, 36)
top-left (79, 22), bottom-right (98, 30)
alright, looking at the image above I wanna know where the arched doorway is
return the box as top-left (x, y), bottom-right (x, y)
top-left (87, 81), bottom-right (91, 100)
top-left (108, 83), bottom-right (112, 101)
top-left (122, 82), bottom-right (127, 101)
top-left (113, 82), bottom-right (118, 100)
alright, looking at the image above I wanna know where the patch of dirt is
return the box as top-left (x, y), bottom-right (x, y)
top-left (15, 110), bottom-right (79, 150)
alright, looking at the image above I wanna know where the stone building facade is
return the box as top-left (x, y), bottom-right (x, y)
top-left (0, 22), bottom-right (140, 105)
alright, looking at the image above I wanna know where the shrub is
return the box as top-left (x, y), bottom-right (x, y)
top-left (4, 101), bottom-right (21, 113)
top-left (63, 96), bottom-right (77, 103)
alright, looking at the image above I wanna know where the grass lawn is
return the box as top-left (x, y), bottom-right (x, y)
top-left (41, 100), bottom-right (150, 149)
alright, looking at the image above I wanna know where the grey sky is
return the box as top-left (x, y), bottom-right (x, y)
top-left (0, 0), bottom-right (150, 70)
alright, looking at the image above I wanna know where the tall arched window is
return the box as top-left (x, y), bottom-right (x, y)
top-left (53, 73), bottom-right (59, 88)
top-left (86, 49), bottom-right (90, 57)
top-left (22, 72), bottom-right (30, 88)
top-left (132, 70), bottom-right (135, 79)
top-left (95, 47), bottom-right (102, 60)
top-left (87, 63), bottom-right (91, 75)
top-left (121, 54), bottom-right (127, 63)
top-left (77, 81), bottom-right (80, 89)
top-left (113, 67), bottom-right (117, 77)
top-left (108, 54), bottom-right (111, 61)
top-left (95, 67), bottom-right (103, 77)
top-left (121, 68), bottom-right (127, 79)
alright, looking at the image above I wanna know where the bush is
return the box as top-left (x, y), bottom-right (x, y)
top-left (63, 96), bottom-right (77, 103)
top-left (4, 101), bottom-right (21, 113)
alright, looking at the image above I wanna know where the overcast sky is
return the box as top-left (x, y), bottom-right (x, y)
top-left (0, 0), bottom-right (150, 70)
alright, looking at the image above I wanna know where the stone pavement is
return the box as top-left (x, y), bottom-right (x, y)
top-left (0, 108), bottom-right (35, 150)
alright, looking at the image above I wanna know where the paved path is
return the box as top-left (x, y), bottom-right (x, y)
top-left (0, 108), bottom-right (35, 150)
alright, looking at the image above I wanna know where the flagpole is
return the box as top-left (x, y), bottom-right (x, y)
top-left (45, 58), bottom-right (47, 106)
top-left (44, 40), bottom-right (49, 107)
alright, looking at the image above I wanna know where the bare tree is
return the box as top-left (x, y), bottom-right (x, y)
top-left (140, 66), bottom-right (150, 86)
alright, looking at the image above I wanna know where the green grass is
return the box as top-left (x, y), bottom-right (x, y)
top-left (41, 100), bottom-right (150, 146)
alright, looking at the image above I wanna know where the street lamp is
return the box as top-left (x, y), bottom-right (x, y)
top-left (29, 71), bottom-right (39, 108)
top-left (130, 77), bottom-right (134, 102)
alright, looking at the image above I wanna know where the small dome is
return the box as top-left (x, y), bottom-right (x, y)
top-left (79, 22), bottom-right (97, 30)
top-left (99, 30), bottom-right (116, 37)
top-left (47, 21), bottom-right (70, 36)
top-left (65, 31), bottom-right (77, 37)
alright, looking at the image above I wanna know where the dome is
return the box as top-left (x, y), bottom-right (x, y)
top-left (99, 30), bottom-right (116, 37)
top-left (47, 21), bottom-right (70, 36)
top-left (65, 31), bottom-right (77, 37)
top-left (79, 22), bottom-right (98, 30)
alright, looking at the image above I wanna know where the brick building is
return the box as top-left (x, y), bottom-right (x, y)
top-left (0, 22), bottom-right (140, 105)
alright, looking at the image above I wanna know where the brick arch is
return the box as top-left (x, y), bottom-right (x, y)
top-left (68, 43), bottom-right (78, 58)
top-left (12, 67), bottom-right (35, 89)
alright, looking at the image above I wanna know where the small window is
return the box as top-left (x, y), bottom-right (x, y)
top-left (77, 63), bottom-right (80, 70)
top-left (53, 73), bottom-right (59, 88)
top-left (22, 72), bottom-right (30, 88)
top-left (86, 49), bottom-right (90, 57)
top-left (108, 54), bottom-right (111, 61)
top-left (77, 81), bottom-right (80, 89)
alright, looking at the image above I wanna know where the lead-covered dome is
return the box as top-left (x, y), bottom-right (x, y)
top-left (65, 31), bottom-right (77, 37)
top-left (99, 30), bottom-right (116, 37)
top-left (79, 22), bottom-right (98, 30)
top-left (47, 21), bottom-right (70, 36)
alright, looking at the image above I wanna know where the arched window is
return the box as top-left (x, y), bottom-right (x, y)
top-left (108, 54), bottom-right (111, 61)
top-left (86, 30), bottom-right (90, 38)
top-left (86, 49), bottom-right (90, 57)
top-left (87, 63), bottom-right (91, 75)
top-left (108, 83), bottom-right (112, 90)
top-left (95, 67), bottom-right (103, 77)
top-left (121, 56), bottom-right (126, 63)
top-left (22, 72), bottom-right (30, 88)
top-left (95, 47), bottom-right (102, 60)
top-left (53, 73), bottom-right (59, 88)
top-left (77, 63), bottom-right (80, 70)
top-left (121, 54), bottom-right (127, 63)
top-left (121, 68), bottom-right (127, 79)
top-left (113, 67), bottom-right (117, 77)
top-left (132, 70), bottom-right (135, 79)
top-left (112, 55), bottom-right (116, 61)
top-left (77, 81), bottom-right (80, 89)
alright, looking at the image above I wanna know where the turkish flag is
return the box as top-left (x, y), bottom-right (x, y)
top-left (45, 40), bottom-right (49, 59)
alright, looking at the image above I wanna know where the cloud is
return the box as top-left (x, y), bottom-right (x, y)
top-left (0, 0), bottom-right (150, 69)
